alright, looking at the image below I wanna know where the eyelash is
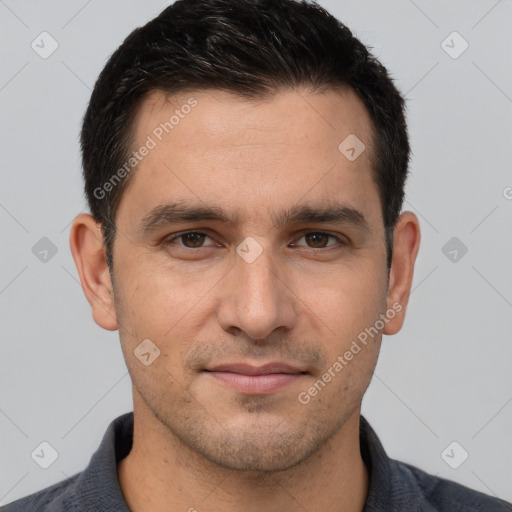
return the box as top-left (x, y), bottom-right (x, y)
top-left (162, 231), bottom-right (347, 250)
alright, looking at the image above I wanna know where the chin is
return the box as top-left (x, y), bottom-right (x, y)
top-left (186, 419), bottom-right (329, 474)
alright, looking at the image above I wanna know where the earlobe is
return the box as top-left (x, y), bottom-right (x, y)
top-left (69, 213), bottom-right (118, 331)
top-left (383, 211), bottom-right (421, 336)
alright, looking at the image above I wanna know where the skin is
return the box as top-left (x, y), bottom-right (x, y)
top-left (70, 87), bottom-right (420, 512)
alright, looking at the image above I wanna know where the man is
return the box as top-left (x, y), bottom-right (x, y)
top-left (3, 0), bottom-right (510, 510)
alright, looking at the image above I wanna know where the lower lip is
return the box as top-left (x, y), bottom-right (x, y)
top-left (205, 371), bottom-right (304, 395)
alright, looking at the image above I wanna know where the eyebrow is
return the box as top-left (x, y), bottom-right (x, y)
top-left (139, 201), bottom-right (371, 234)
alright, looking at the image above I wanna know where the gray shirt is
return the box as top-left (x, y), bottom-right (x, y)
top-left (2, 412), bottom-right (510, 511)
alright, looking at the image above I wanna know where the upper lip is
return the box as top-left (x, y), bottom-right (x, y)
top-left (204, 362), bottom-right (307, 375)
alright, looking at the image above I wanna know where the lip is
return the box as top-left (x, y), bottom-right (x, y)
top-left (205, 362), bottom-right (307, 375)
top-left (203, 362), bottom-right (308, 395)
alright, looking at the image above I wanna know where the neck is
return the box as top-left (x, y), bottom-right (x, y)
top-left (118, 394), bottom-right (369, 512)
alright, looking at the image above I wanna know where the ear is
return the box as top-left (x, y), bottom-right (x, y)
top-left (69, 213), bottom-right (118, 331)
top-left (383, 211), bottom-right (421, 335)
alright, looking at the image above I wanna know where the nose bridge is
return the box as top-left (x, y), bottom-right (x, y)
top-left (217, 239), bottom-right (297, 339)
top-left (238, 247), bottom-right (278, 307)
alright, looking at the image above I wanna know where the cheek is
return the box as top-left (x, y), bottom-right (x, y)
top-left (309, 280), bottom-right (384, 403)
top-left (115, 256), bottom-right (210, 331)
top-left (305, 263), bottom-right (387, 391)
top-left (306, 263), bottom-right (387, 333)
top-left (330, 342), bottom-right (381, 410)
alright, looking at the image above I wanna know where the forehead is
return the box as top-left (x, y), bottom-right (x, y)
top-left (118, 87), bottom-right (382, 231)
top-left (134, 86), bottom-right (373, 152)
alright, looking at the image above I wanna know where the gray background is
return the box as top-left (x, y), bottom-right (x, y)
top-left (1, 0), bottom-right (511, 506)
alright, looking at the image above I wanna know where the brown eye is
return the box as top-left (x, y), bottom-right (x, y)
top-left (180, 232), bottom-right (207, 248)
top-left (305, 232), bottom-right (331, 248)
top-left (165, 231), bottom-right (214, 248)
top-left (293, 232), bottom-right (343, 249)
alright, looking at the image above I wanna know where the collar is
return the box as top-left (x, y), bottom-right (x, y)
top-left (74, 412), bottom-right (429, 511)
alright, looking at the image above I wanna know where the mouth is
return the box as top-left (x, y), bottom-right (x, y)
top-left (202, 362), bottom-right (309, 395)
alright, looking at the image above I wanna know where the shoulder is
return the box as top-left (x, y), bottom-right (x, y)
top-left (400, 460), bottom-right (512, 512)
top-left (0, 473), bottom-right (81, 512)
top-left (1, 412), bottom-right (133, 512)
top-left (359, 416), bottom-right (511, 511)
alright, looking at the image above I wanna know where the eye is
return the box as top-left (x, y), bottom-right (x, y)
top-left (162, 230), bottom-right (346, 251)
top-left (291, 232), bottom-right (345, 249)
top-left (163, 231), bottom-right (218, 249)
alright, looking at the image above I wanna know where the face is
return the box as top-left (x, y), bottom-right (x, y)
top-left (108, 87), bottom-right (392, 472)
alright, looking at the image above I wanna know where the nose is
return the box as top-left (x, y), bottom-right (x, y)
top-left (216, 243), bottom-right (298, 341)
